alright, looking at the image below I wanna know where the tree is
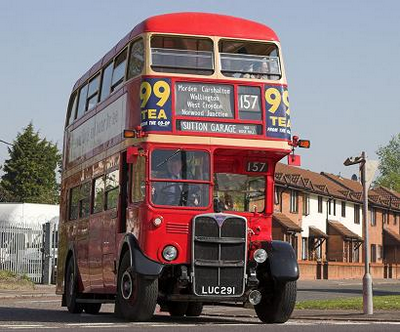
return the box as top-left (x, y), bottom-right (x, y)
top-left (376, 133), bottom-right (400, 192)
top-left (0, 123), bottom-right (61, 204)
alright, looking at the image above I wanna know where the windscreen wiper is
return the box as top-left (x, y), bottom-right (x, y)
top-left (155, 149), bottom-right (182, 168)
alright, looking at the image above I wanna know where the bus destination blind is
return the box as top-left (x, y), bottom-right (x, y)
top-left (177, 120), bottom-right (261, 135)
top-left (175, 82), bottom-right (234, 118)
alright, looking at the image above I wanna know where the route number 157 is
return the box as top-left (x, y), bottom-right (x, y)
top-left (246, 162), bottom-right (268, 173)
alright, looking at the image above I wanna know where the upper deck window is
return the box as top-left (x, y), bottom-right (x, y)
top-left (111, 49), bottom-right (127, 91)
top-left (128, 38), bottom-right (144, 79)
top-left (219, 40), bottom-right (281, 80)
top-left (151, 35), bottom-right (214, 75)
top-left (66, 92), bottom-right (77, 127)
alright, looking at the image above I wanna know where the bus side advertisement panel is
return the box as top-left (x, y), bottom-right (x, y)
top-left (140, 78), bottom-right (172, 132)
top-left (68, 94), bottom-right (127, 163)
top-left (265, 85), bottom-right (291, 140)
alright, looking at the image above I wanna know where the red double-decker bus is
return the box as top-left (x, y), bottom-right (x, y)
top-left (56, 12), bottom-right (303, 323)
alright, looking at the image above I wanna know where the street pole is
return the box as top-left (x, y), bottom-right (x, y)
top-left (361, 151), bottom-right (373, 314)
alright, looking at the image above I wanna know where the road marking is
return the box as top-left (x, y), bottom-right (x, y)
top-left (0, 325), bottom-right (45, 329)
top-left (15, 300), bottom-right (60, 304)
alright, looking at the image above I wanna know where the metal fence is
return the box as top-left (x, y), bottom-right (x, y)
top-left (0, 218), bottom-right (58, 284)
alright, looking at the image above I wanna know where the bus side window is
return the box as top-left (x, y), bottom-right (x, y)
top-left (132, 155), bottom-right (145, 203)
top-left (105, 170), bottom-right (119, 210)
top-left (79, 182), bottom-right (91, 218)
top-left (66, 92), bottom-right (77, 127)
top-left (68, 186), bottom-right (80, 220)
top-left (92, 176), bottom-right (105, 214)
top-left (76, 84), bottom-right (88, 119)
top-left (86, 74), bottom-right (100, 111)
top-left (127, 39), bottom-right (144, 79)
top-left (111, 49), bottom-right (127, 92)
top-left (100, 62), bottom-right (113, 102)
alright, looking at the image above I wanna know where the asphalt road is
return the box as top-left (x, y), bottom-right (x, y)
top-left (1, 280), bottom-right (400, 331)
top-left (0, 297), bottom-right (400, 331)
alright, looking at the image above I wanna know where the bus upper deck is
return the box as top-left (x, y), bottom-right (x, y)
top-left (64, 13), bottom-right (292, 172)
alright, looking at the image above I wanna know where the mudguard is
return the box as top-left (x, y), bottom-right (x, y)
top-left (262, 240), bottom-right (299, 281)
top-left (123, 234), bottom-right (164, 277)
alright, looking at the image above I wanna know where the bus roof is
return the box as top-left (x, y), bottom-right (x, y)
top-left (73, 12), bottom-right (279, 91)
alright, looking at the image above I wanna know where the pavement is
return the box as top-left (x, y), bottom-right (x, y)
top-left (1, 280), bottom-right (400, 322)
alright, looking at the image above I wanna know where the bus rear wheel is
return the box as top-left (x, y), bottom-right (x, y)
top-left (65, 258), bottom-right (83, 314)
top-left (255, 281), bottom-right (297, 323)
top-left (115, 252), bottom-right (158, 321)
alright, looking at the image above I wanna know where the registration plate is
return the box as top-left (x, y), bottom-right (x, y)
top-left (199, 286), bottom-right (236, 295)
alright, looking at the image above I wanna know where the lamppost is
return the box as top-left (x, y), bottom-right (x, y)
top-left (0, 139), bottom-right (12, 147)
top-left (344, 151), bottom-right (373, 315)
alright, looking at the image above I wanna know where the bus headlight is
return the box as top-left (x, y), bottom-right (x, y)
top-left (162, 245), bottom-right (178, 261)
top-left (253, 249), bottom-right (267, 263)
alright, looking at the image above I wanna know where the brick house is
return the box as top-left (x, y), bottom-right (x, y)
top-left (273, 163), bottom-right (400, 280)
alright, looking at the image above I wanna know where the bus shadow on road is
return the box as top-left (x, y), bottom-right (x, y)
top-left (0, 307), bottom-right (257, 325)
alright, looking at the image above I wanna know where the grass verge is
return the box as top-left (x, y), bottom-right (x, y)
top-left (296, 295), bottom-right (400, 310)
top-left (0, 270), bottom-right (35, 290)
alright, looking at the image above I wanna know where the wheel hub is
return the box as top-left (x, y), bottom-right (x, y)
top-left (121, 271), bottom-right (133, 300)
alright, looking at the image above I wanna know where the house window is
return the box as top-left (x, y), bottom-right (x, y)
top-left (290, 190), bottom-right (298, 213)
top-left (302, 237), bottom-right (308, 260)
top-left (354, 204), bottom-right (361, 224)
top-left (371, 244), bottom-right (377, 263)
top-left (395, 214), bottom-right (398, 225)
top-left (370, 208), bottom-right (376, 226)
top-left (382, 212), bottom-right (387, 224)
top-left (328, 199), bottom-right (332, 215)
top-left (353, 245), bottom-right (360, 262)
top-left (333, 199), bottom-right (336, 216)
top-left (274, 187), bottom-right (280, 205)
top-left (302, 194), bottom-right (310, 216)
top-left (378, 245), bottom-right (383, 260)
top-left (318, 196), bottom-right (323, 213)
top-left (341, 201), bottom-right (346, 217)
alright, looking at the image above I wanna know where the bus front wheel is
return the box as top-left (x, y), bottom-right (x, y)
top-left (115, 252), bottom-right (158, 321)
top-left (65, 258), bottom-right (83, 314)
top-left (255, 280), bottom-right (297, 323)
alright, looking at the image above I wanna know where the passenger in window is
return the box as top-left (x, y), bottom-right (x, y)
top-left (223, 192), bottom-right (234, 210)
top-left (253, 59), bottom-right (270, 79)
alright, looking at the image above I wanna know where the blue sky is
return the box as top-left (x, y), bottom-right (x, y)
top-left (1, 0), bottom-right (399, 178)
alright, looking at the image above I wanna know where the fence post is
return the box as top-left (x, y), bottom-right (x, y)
top-left (42, 222), bottom-right (53, 285)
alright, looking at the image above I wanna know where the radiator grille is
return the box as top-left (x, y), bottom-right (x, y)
top-left (192, 214), bottom-right (247, 297)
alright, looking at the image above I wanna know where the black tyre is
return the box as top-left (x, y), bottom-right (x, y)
top-left (84, 303), bottom-right (102, 315)
top-left (167, 302), bottom-right (188, 317)
top-left (186, 302), bottom-right (203, 317)
top-left (65, 258), bottom-right (83, 314)
top-left (115, 252), bottom-right (158, 321)
top-left (255, 281), bottom-right (297, 324)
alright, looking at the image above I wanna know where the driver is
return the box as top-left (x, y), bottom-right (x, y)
top-left (152, 155), bottom-right (201, 206)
